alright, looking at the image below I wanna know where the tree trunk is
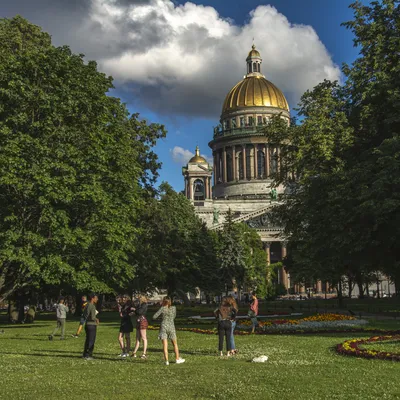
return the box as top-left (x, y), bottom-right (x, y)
top-left (348, 277), bottom-right (353, 298)
top-left (356, 277), bottom-right (364, 299)
top-left (338, 280), bottom-right (344, 308)
top-left (176, 289), bottom-right (190, 307)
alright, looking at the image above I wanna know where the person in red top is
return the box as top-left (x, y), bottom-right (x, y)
top-left (248, 292), bottom-right (259, 334)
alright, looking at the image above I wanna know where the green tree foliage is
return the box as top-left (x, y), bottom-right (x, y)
top-left (0, 17), bottom-right (166, 299)
top-left (214, 210), bottom-right (266, 296)
top-left (132, 183), bottom-right (221, 302)
top-left (264, 0), bottom-right (400, 295)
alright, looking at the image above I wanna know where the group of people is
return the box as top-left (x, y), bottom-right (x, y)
top-left (49, 293), bottom-right (185, 365)
top-left (214, 291), bottom-right (259, 356)
top-left (48, 291), bottom-right (259, 363)
top-left (116, 294), bottom-right (185, 365)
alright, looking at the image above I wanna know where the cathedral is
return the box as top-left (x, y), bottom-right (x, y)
top-left (182, 45), bottom-right (394, 298)
top-left (181, 45), bottom-right (308, 293)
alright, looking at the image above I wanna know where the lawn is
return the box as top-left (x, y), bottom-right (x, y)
top-left (0, 311), bottom-right (399, 400)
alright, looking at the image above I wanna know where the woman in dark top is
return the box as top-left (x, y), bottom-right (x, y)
top-left (131, 295), bottom-right (149, 359)
top-left (118, 294), bottom-right (133, 358)
top-left (227, 295), bottom-right (239, 355)
top-left (214, 297), bottom-right (233, 357)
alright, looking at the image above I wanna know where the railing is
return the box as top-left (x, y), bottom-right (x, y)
top-left (213, 125), bottom-right (265, 139)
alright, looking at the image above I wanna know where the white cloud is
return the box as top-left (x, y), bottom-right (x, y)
top-left (171, 146), bottom-right (194, 165)
top-left (170, 146), bottom-right (213, 165)
top-left (3, 0), bottom-right (341, 119)
top-left (78, 0), bottom-right (341, 118)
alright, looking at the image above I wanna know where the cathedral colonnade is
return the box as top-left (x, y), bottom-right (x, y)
top-left (212, 143), bottom-right (280, 185)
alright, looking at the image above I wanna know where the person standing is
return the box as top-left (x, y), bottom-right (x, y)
top-left (248, 292), bottom-right (259, 334)
top-left (214, 297), bottom-right (233, 357)
top-left (82, 294), bottom-right (99, 360)
top-left (117, 294), bottom-right (134, 358)
top-left (153, 296), bottom-right (185, 366)
top-left (72, 295), bottom-right (88, 338)
top-left (48, 297), bottom-right (69, 341)
top-left (226, 296), bottom-right (238, 355)
top-left (132, 295), bottom-right (149, 359)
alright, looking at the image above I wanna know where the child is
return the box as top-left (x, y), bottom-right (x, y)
top-left (118, 294), bottom-right (133, 358)
top-left (72, 295), bottom-right (88, 338)
top-left (248, 292), bottom-right (259, 334)
top-left (49, 296), bottom-right (69, 340)
top-left (153, 296), bottom-right (185, 365)
top-left (131, 295), bottom-right (149, 359)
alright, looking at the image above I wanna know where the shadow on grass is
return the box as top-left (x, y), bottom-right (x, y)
top-left (0, 351), bottom-right (122, 362)
top-left (0, 325), bottom-right (49, 329)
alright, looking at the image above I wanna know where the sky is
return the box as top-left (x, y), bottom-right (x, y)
top-left (1, 0), bottom-right (366, 191)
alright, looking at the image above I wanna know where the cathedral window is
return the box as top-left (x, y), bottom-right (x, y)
top-left (246, 148), bottom-right (251, 179)
top-left (257, 116), bottom-right (262, 125)
top-left (231, 118), bottom-right (237, 128)
top-left (253, 62), bottom-right (257, 72)
top-left (248, 116), bottom-right (254, 126)
top-left (257, 150), bottom-right (265, 178)
top-left (240, 117), bottom-right (245, 127)
top-left (227, 153), bottom-right (233, 182)
top-left (237, 151), bottom-right (244, 180)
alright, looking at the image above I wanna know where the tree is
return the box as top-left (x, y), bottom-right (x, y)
top-left (213, 210), bottom-right (267, 296)
top-left (264, 1), bottom-right (400, 297)
top-left (0, 17), bottom-right (166, 300)
top-left (132, 183), bottom-right (221, 303)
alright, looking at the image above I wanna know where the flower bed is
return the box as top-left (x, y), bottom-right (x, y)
top-left (236, 313), bottom-right (368, 332)
top-left (336, 335), bottom-right (400, 361)
top-left (149, 325), bottom-right (400, 336)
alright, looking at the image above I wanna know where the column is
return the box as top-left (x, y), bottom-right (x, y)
top-left (242, 145), bottom-right (247, 180)
top-left (213, 152), bottom-right (217, 186)
top-left (254, 144), bottom-right (258, 179)
top-left (223, 147), bottom-right (227, 183)
top-left (249, 147), bottom-right (254, 179)
top-left (265, 144), bottom-right (270, 178)
top-left (281, 243), bottom-right (288, 291)
top-left (232, 146), bottom-right (236, 181)
top-left (216, 151), bottom-right (221, 183)
top-left (316, 280), bottom-right (322, 293)
top-left (188, 178), bottom-right (193, 200)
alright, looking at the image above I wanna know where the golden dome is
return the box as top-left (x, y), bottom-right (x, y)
top-left (189, 146), bottom-right (207, 164)
top-left (222, 76), bottom-right (289, 114)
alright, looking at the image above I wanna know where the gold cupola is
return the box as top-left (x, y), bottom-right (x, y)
top-left (188, 146), bottom-right (207, 164)
top-left (222, 45), bottom-right (289, 115)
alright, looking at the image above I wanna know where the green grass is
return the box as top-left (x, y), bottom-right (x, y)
top-left (0, 313), bottom-right (400, 400)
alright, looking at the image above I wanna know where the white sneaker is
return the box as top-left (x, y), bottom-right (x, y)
top-left (176, 358), bottom-right (185, 364)
top-left (121, 353), bottom-right (128, 358)
top-left (165, 361), bottom-right (169, 366)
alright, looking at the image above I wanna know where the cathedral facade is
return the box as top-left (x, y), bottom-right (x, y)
top-left (181, 45), bottom-right (306, 293)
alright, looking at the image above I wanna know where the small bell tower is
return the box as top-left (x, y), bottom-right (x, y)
top-left (182, 146), bottom-right (213, 202)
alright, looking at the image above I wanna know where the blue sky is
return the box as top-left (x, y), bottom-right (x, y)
top-left (2, 0), bottom-right (366, 192)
